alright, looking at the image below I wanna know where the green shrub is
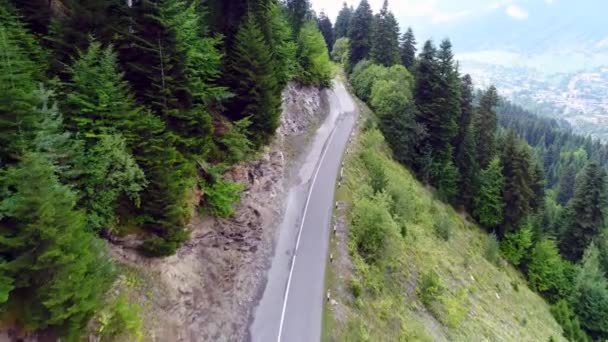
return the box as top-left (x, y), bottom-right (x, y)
top-left (361, 150), bottom-right (387, 193)
top-left (350, 193), bottom-right (396, 263)
top-left (527, 239), bottom-right (572, 300)
top-left (349, 277), bottom-right (363, 298)
top-left (97, 296), bottom-right (143, 341)
top-left (550, 300), bottom-right (590, 342)
top-left (434, 212), bottom-right (451, 241)
top-left (217, 117), bottom-right (253, 165)
top-left (331, 37), bottom-right (349, 64)
top-left (501, 223), bottom-right (533, 266)
top-left (417, 270), bottom-right (444, 307)
top-left (349, 61), bottom-right (388, 102)
top-left (202, 176), bottom-right (245, 218)
top-left (484, 233), bottom-right (501, 265)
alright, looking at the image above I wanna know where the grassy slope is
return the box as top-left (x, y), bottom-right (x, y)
top-left (323, 103), bottom-right (565, 341)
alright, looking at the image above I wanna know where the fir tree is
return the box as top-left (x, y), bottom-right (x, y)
top-left (500, 130), bottom-right (534, 236)
top-left (0, 2), bottom-right (43, 163)
top-left (267, 2), bottom-right (298, 88)
top-left (400, 27), bottom-right (416, 70)
top-left (43, 0), bottom-right (125, 76)
top-left (474, 85), bottom-right (499, 169)
top-left (0, 153), bottom-right (114, 337)
top-left (454, 74), bottom-right (477, 208)
top-left (455, 74), bottom-right (474, 149)
top-left (571, 244), bottom-right (608, 337)
top-left (473, 158), bottom-right (505, 227)
top-left (456, 125), bottom-right (478, 209)
top-left (559, 161), bottom-right (607, 262)
top-left (333, 2), bottom-right (353, 39)
top-left (64, 38), bottom-right (192, 254)
top-left (226, 14), bottom-right (282, 147)
top-left (414, 39), bottom-right (459, 182)
top-left (557, 164), bottom-right (577, 206)
top-left (317, 11), bottom-right (334, 54)
top-left (296, 21), bottom-right (332, 87)
top-left (370, 0), bottom-right (400, 67)
top-left (285, 0), bottom-right (311, 36)
top-left (347, 0), bottom-right (373, 69)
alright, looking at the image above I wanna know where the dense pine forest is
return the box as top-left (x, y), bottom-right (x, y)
top-left (0, 0), bottom-right (332, 339)
top-left (336, 0), bottom-right (608, 340)
top-left (2, 0), bottom-right (608, 340)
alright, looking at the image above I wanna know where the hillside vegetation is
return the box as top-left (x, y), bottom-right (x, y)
top-left (327, 0), bottom-right (608, 340)
top-left (326, 125), bottom-right (565, 341)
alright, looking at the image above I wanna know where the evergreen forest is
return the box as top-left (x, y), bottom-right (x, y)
top-left (2, 0), bottom-right (608, 340)
top-left (0, 0), bottom-right (331, 338)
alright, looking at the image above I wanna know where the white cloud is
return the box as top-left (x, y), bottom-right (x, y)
top-left (505, 4), bottom-right (529, 19)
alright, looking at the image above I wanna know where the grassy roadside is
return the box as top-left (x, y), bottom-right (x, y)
top-left (322, 97), bottom-right (565, 341)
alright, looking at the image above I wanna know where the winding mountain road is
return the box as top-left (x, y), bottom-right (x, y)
top-left (249, 79), bottom-right (358, 342)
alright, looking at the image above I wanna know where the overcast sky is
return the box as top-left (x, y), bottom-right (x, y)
top-left (309, 0), bottom-right (557, 44)
top-left (310, 0), bottom-right (551, 24)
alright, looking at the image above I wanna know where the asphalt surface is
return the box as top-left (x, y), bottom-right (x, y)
top-left (249, 79), bottom-right (358, 342)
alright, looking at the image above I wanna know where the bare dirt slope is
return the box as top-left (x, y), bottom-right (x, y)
top-left (109, 83), bottom-right (328, 342)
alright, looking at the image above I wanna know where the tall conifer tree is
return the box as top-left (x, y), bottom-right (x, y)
top-left (317, 11), bottom-right (334, 54)
top-left (334, 2), bottom-right (353, 39)
top-left (370, 0), bottom-right (400, 67)
top-left (474, 85), bottom-right (499, 169)
top-left (559, 161), bottom-right (607, 261)
top-left (400, 27), bottom-right (416, 70)
top-left (226, 15), bottom-right (281, 147)
top-left (347, 0), bottom-right (373, 69)
top-left (500, 130), bottom-right (534, 236)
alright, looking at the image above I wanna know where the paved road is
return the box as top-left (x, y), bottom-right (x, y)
top-left (249, 79), bottom-right (358, 342)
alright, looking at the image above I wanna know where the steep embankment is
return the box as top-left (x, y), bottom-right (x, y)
top-left (108, 82), bottom-right (328, 342)
top-left (324, 105), bottom-right (565, 341)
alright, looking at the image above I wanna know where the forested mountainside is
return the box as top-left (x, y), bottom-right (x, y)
top-left (0, 0), bottom-right (333, 339)
top-left (329, 0), bottom-right (608, 340)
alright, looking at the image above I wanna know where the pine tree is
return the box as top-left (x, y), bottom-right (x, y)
top-left (370, 0), bottom-right (400, 67)
top-left (226, 14), bottom-right (282, 147)
top-left (571, 244), bottom-right (608, 337)
top-left (454, 74), bottom-right (477, 208)
top-left (455, 74), bottom-right (474, 149)
top-left (285, 0), bottom-right (311, 36)
top-left (0, 2), bottom-right (43, 163)
top-left (400, 27), bottom-right (416, 70)
top-left (333, 2), bottom-right (353, 39)
top-left (296, 21), bottom-right (332, 87)
top-left (206, 0), bottom-right (248, 46)
top-left (414, 39), bottom-right (459, 183)
top-left (473, 158), bottom-right (505, 227)
top-left (63, 38), bottom-right (192, 254)
top-left (317, 11), bottom-right (334, 54)
top-left (456, 125), bottom-right (478, 209)
top-left (63, 40), bottom-right (141, 141)
top-left (530, 160), bottom-right (546, 212)
top-left (267, 2), bottom-right (298, 88)
top-left (347, 0), bottom-right (373, 69)
top-left (474, 85), bottom-right (499, 169)
top-left (43, 0), bottom-right (125, 76)
top-left (557, 164), bottom-right (577, 206)
top-left (559, 161), bottom-right (607, 262)
top-left (500, 130), bottom-right (534, 236)
top-left (119, 0), bottom-right (191, 114)
top-left (0, 153), bottom-right (114, 337)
